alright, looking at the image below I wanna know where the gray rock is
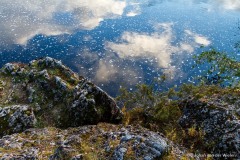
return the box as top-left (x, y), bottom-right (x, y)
top-left (0, 105), bottom-right (36, 137)
top-left (0, 57), bottom-right (123, 129)
top-left (63, 135), bottom-right (81, 146)
top-left (49, 145), bottom-right (76, 160)
top-left (120, 134), bottom-right (132, 143)
top-left (0, 124), bottom-right (172, 160)
top-left (179, 97), bottom-right (240, 158)
top-left (2, 63), bottom-right (15, 73)
top-left (16, 67), bottom-right (25, 76)
top-left (1, 153), bottom-right (38, 160)
top-left (144, 156), bottom-right (152, 160)
top-left (112, 147), bottom-right (127, 160)
top-left (55, 76), bottom-right (68, 91)
top-left (69, 80), bottom-right (122, 126)
top-left (112, 127), bottom-right (168, 160)
top-left (71, 154), bottom-right (83, 160)
top-left (39, 69), bottom-right (50, 80)
top-left (0, 108), bottom-right (10, 117)
top-left (27, 87), bottom-right (35, 103)
top-left (37, 57), bottom-right (65, 70)
top-left (236, 108), bottom-right (240, 117)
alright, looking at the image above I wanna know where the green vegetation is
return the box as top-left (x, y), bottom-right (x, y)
top-left (0, 49), bottom-right (239, 159)
top-left (193, 49), bottom-right (240, 86)
top-left (118, 48), bottom-right (240, 158)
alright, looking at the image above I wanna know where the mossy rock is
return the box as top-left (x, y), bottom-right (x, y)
top-left (0, 57), bottom-right (123, 130)
top-left (0, 105), bottom-right (36, 137)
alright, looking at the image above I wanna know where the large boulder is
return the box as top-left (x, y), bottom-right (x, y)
top-left (179, 96), bottom-right (240, 158)
top-left (69, 79), bottom-right (122, 126)
top-left (0, 57), bottom-right (122, 130)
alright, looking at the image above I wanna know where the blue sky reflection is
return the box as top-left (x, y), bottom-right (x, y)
top-left (0, 0), bottom-right (239, 95)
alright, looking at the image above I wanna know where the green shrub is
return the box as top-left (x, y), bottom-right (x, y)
top-left (193, 48), bottom-right (240, 86)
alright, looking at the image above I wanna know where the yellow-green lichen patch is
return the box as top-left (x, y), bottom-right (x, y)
top-left (19, 128), bottom-right (60, 159)
top-left (0, 123), bottom-right (170, 159)
top-left (45, 68), bottom-right (78, 89)
top-left (0, 76), bottom-right (13, 105)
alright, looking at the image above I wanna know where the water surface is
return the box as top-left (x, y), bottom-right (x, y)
top-left (0, 0), bottom-right (239, 96)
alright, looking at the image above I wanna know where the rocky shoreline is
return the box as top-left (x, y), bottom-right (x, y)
top-left (0, 58), bottom-right (239, 159)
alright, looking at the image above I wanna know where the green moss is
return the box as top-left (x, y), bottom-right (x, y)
top-left (79, 133), bottom-right (114, 160)
top-left (46, 68), bottom-right (79, 88)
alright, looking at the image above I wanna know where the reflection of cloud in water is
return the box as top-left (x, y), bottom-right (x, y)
top-left (184, 30), bottom-right (211, 46)
top-left (209, 0), bottom-right (240, 11)
top-left (96, 60), bottom-right (118, 82)
top-left (0, 0), bottom-right (127, 46)
top-left (126, 2), bottom-right (141, 17)
top-left (143, 0), bottom-right (240, 12)
top-left (0, 0), bottom-right (236, 47)
top-left (94, 59), bottom-right (140, 85)
top-left (67, 48), bottom-right (140, 84)
top-left (172, 0), bottom-right (240, 12)
top-left (107, 23), bottom-right (176, 69)
top-left (106, 23), bottom-right (211, 76)
top-left (126, 10), bottom-right (140, 17)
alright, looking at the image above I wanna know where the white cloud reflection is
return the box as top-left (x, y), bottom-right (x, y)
top-left (0, 0), bottom-right (127, 45)
top-left (0, 0), bottom-right (237, 47)
top-left (210, 0), bottom-right (240, 11)
top-left (126, 2), bottom-right (141, 17)
top-left (94, 56), bottom-right (141, 84)
top-left (182, 0), bottom-right (240, 12)
top-left (184, 30), bottom-right (211, 46)
top-left (106, 23), bottom-right (211, 76)
top-left (95, 60), bottom-right (118, 83)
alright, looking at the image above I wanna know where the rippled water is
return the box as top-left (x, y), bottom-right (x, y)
top-left (0, 0), bottom-right (239, 96)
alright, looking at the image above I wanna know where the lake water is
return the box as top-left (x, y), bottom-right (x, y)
top-left (0, 0), bottom-right (239, 96)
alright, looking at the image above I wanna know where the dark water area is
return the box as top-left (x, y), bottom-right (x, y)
top-left (0, 0), bottom-right (239, 96)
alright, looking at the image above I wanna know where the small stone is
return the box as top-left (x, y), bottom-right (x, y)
top-left (71, 154), bottom-right (83, 160)
top-left (120, 134), bottom-right (132, 143)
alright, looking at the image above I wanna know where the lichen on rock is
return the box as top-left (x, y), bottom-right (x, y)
top-left (0, 105), bottom-right (36, 137)
top-left (0, 57), bottom-right (123, 134)
top-left (179, 96), bottom-right (240, 157)
top-left (0, 123), bottom-right (169, 160)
